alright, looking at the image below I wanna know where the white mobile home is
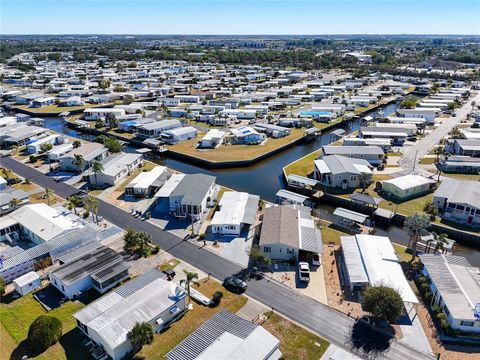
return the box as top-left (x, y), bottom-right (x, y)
top-left (83, 108), bottom-right (126, 121)
top-left (161, 126), bottom-right (198, 144)
top-left (13, 271), bottom-right (41, 296)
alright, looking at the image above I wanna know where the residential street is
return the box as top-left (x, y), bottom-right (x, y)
top-left (398, 92), bottom-right (479, 176)
top-left (1, 156), bottom-right (435, 360)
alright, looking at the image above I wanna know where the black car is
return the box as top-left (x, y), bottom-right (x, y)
top-left (223, 276), bottom-right (247, 293)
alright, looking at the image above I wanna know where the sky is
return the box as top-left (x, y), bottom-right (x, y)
top-left (1, 0), bottom-right (479, 35)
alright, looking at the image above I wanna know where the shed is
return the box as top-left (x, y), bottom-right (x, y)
top-left (13, 271), bottom-right (41, 296)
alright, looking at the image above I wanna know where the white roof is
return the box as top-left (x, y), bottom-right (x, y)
top-left (382, 174), bottom-right (434, 191)
top-left (101, 153), bottom-right (142, 177)
top-left (211, 192), bottom-right (258, 226)
top-left (155, 174), bottom-right (185, 197)
top-left (75, 274), bottom-right (185, 352)
top-left (12, 271), bottom-right (40, 287)
top-left (84, 108), bottom-right (125, 114)
top-left (341, 234), bottom-right (418, 303)
top-left (202, 129), bottom-right (226, 141)
top-left (0, 177), bottom-right (6, 185)
top-left (6, 204), bottom-right (84, 242)
top-left (127, 166), bottom-right (167, 190)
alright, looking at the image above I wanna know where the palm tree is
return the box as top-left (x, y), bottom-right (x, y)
top-left (405, 213), bottom-right (430, 263)
top-left (127, 322), bottom-right (154, 353)
top-left (85, 196), bottom-right (99, 224)
top-left (91, 161), bottom-right (104, 188)
top-left (67, 196), bottom-right (81, 215)
top-left (183, 270), bottom-right (199, 304)
top-left (73, 154), bottom-right (85, 172)
top-left (44, 188), bottom-right (54, 205)
top-left (358, 172), bottom-right (371, 193)
top-left (432, 232), bottom-right (449, 254)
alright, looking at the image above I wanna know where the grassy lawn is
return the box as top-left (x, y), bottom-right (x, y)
top-left (158, 258), bottom-right (181, 272)
top-left (261, 311), bottom-right (329, 360)
top-left (441, 172), bottom-right (480, 181)
top-left (419, 157), bottom-right (436, 164)
top-left (168, 128), bottom-right (305, 162)
top-left (0, 168), bottom-right (19, 179)
top-left (16, 103), bottom-right (99, 114)
top-left (137, 279), bottom-right (247, 359)
top-left (319, 220), bottom-right (349, 246)
top-left (11, 183), bottom-right (39, 192)
top-left (392, 243), bottom-right (410, 262)
top-left (0, 292), bottom-right (89, 360)
top-left (284, 149), bottom-right (321, 177)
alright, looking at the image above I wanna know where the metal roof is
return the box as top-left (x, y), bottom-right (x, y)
top-left (275, 189), bottom-right (309, 204)
top-left (287, 174), bottom-right (319, 187)
top-left (333, 207), bottom-right (369, 224)
top-left (167, 309), bottom-right (279, 360)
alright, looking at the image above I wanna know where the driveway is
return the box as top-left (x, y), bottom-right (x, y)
top-left (2, 156), bottom-right (434, 360)
top-left (398, 303), bottom-right (433, 356)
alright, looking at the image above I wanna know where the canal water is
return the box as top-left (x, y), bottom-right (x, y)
top-left (40, 100), bottom-right (480, 266)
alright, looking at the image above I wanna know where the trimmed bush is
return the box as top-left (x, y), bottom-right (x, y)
top-left (27, 315), bottom-right (62, 353)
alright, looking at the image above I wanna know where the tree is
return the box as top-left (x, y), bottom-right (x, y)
top-left (123, 228), bottom-right (138, 254)
top-left (123, 94), bottom-right (134, 105)
top-left (10, 197), bottom-right (21, 210)
top-left (358, 172), bottom-right (371, 193)
top-left (29, 155), bottom-right (37, 164)
top-left (248, 245), bottom-right (272, 267)
top-left (72, 140), bottom-right (81, 149)
top-left (104, 137), bottom-right (123, 153)
top-left (27, 315), bottom-right (62, 353)
top-left (405, 213), bottom-right (430, 262)
top-left (67, 195), bottom-right (81, 215)
top-left (183, 270), bottom-right (199, 304)
top-left (73, 154), bottom-right (85, 172)
top-left (40, 143), bottom-right (53, 153)
top-left (423, 201), bottom-right (439, 219)
top-left (127, 322), bottom-right (154, 354)
top-left (44, 187), bottom-right (54, 205)
top-left (449, 126), bottom-right (464, 139)
top-left (211, 290), bottom-right (224, 306)
top-left (361, 285), bottom-right (404, 323)
top-left (432, 232), bottom-right (449, 253)
top-left (91, 161), bottom-right (104, 188)
top-left (0, 277), bottom-right (5, 296)
top-left (85, 196), bottom-right (99, 224)
top-left (123, 229), bottom-right (153, 257)
top-left (400, 95), bottom-right (418, 109)
top-left (105, 112), bottom-right (117, 128)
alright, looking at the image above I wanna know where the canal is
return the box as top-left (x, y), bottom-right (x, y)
top-left (40, 100), bottom-right (480, 266)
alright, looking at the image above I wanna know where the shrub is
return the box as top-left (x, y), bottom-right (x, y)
top-left (211, 290), bottom-right (224, 306)
top-left (27, 315), bottom-right (62, 353)
top-left (152, 245), bottom-right (160, 255)
top-left (361, 285), bottom-right (404, 322)
top-left (0, 277), bottom-right (5, 296)
top-left (29, 155), bottom-right (37, 163)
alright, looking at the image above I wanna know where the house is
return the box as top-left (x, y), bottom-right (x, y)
top-left (83, 108), bottom-right (126, 121)
top-left (74, 269), bottom-right (186, 360)
top-left (437, 155), bottom-right (480, 174)
top-left (49, 245), bottom-right (129, 299)
top-left (136, 119), bottom-right (182, 138)
top-left (166, 309), bottom-right (281, 360)
top-left (118, 117), bottom-right (155, 133)
top-left (0, 188), bottom-right (29, 215)
top-left (59, 143), bottom-right (108, 172)
top-left (156, 174), bottom-right (216, 221)
top-left (230, 126), bottom-right (265, 145)
top-left (0, 124), bottom-right (49, 148)
top-left (0, 223), bottom-right (100, 283)
top-left (333, 207), bottom-right (370, 230)
top-left (26, 134), bottom-right (61, 154)
top-left (445, 139), bottom-right (480, 157)
top-left (0, 116), bottom-right (17, 128)
top-left (253, 123), bottom-right (291, 138)
top-left (419, 254), bottom-right (480, 334)
top-left (374, 123), bottom-right (418, 137)
top-left (47, 143), bottom-right (74, 162)
top-left (461, 128), bottom-right (480, 140)
top-left (210, 191), bottom-right (259, 236)
top-left (88, 153), bottom-right (143, 187)
top-left (313, 155), bottom-right (373, 189)
top-left (199, 129), bottom-right (226, 148)
top-left (359, 126), bottom-right (408, 145)
top-left (3, 204), bottom-right (85, 244)
top-left (161, 126), bottom-right (198, 144)
top-left (124, 166), bottom-right (170, 197)
top-left (12, 271), bottom-right (41, 296)
top-left (220, 109), bottom-right (256, 119)
top-left (396, 108), bottom-right (438, 123)
top-left (322, 146), bottom-right (384, 165)
top-left (433, 179), bottom-right (480, 227)
top-left (380, 174), bottom-right (435, 200)
top-left (341, 234), bottom-right (418, 303)
top-left (259, 205), bottom-right (322, 262)
top-left (31, 96), bottom-right (56, 108)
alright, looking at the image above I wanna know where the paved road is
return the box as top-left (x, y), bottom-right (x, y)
top-left (398, 92), bottom-right (479, 176)
top-left (1, 156), bottom-right (434, 360)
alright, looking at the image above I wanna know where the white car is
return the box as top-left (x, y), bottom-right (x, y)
top-left (298, 262), bottom-right (310, 283)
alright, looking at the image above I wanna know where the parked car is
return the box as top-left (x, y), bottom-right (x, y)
top-left (223, 276), bottom-right (247, 293)
top-left (298, 262), bottom-right (310, 283)
top-left (311, 254), bottom-right (321, 266)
